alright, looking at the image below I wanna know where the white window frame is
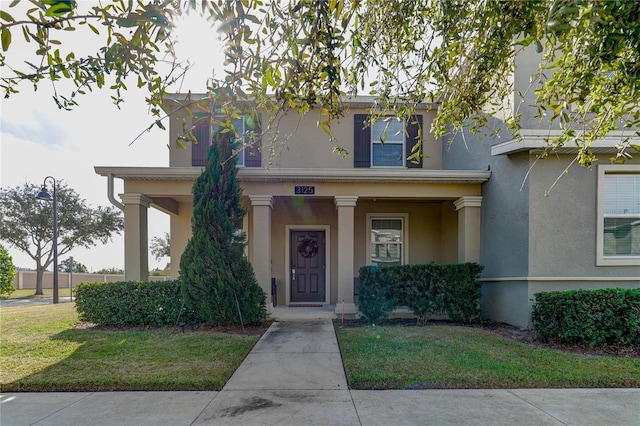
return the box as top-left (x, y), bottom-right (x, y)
top-left (596, 164), bottom-right (640, 266)
top-left (211, 116), bottom-right (246, 166)
top-left (371, 117), bottom-right (405, 168)
top-left (366, 213), bottom-right (409, 266)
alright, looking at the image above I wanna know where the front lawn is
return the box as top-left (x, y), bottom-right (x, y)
top-left (0, 303), bottom-right (262, 391)
top-left (335, 321), bottom-right (640, 389)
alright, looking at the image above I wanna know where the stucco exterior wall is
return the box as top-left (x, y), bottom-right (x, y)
top-left (527, 156), bottom-right (640, 278)
top-left (167, 105), bottom-right (442, 170)
top-left (442, 124), bottom-right (530, 279)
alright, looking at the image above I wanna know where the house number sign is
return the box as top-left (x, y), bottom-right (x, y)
top-left (294, 186), bottom-right (315, 195)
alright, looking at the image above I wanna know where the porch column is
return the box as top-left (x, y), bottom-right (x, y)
top-left (454, 196), bottom-right (483, 262)
top-left (249, 195), bottom-right (274, 314)
top-left (335, 196), bottom-right (359, 315)
top-left (120, 193), bottom-right (151, 281)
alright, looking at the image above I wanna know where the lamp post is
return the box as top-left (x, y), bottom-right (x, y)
top-left (36, 177), bottom-right (58, 304)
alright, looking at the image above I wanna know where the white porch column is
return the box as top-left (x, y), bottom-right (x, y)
top-left (120, 193), bottom-right (151, 281)
top-left (249, 195), bottom-right (274, 314)
top-left (335, 196), bottom-right (359, 315)
top-left (454, 196), bottom-right (483, 262)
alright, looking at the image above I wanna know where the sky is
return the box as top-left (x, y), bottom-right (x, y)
top-left (0, 4), bottom-right (225, 272)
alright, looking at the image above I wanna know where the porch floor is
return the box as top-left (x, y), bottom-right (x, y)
top-left (270, 304), bottom-right (338, 320)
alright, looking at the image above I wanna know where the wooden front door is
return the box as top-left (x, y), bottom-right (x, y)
top-left (290, 230), bottom-right (326, 303)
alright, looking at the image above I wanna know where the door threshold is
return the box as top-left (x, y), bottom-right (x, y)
top-left (288, 303), bottom-right (324, 307)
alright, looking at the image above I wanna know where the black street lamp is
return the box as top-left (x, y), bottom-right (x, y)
top-left (36, 177), bottom-right (59, 304)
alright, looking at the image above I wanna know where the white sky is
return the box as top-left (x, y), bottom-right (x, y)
top-left (0, 4), bottom-right (225, 271)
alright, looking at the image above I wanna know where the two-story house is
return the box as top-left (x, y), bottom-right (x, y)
top-left (96, 46), bottom-right (639, 327)
top-left (96, 97), bottom-right (490, 319)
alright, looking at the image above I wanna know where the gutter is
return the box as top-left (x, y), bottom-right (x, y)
top-left (107, 173), bottom-right (124, 211)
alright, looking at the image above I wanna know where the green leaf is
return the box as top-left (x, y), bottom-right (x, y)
top-left (630, 144), bottom-right (640, 153)
top-left (0, 10), bottom-right (14, 22)
top-left (45, 2), bottom-right (73, 17)
top-left (88, 24), bottom-right (100, 35)
top-left (1, 27), bottom-right (11, 51)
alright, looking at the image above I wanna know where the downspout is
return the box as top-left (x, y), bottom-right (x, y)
top-left (107, 173), bottom-right (124, 211)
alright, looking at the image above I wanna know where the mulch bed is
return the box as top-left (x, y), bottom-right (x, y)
top-left (333, 318), bottom-right (640, 359)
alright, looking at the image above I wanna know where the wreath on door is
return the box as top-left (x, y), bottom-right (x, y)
top-left (297, 238), bottom-right (319, 258)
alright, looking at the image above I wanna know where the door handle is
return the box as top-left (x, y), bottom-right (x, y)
top-left (291, 268), bottom-right (296, 281)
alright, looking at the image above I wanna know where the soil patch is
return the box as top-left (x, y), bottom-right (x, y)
top-left (333, 318), bottom-right (640, 359)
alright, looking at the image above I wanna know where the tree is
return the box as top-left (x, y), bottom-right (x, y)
top-left (0, 244), bottom-right (16, 299)
top-left (150, 232), bottom-right (170, 261)
top-left (0, 182), bottom-right (124, 295)
top-left (179, 128), bottom-right (266, 325)
top-left (2, 1), bottom-right (639, 166)
top-left (58, 257), bottom-right (87, 273)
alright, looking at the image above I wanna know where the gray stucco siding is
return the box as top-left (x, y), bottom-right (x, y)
top-left (528, 156), bottom-right (640, 278)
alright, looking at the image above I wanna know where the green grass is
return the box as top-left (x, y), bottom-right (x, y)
top-left (8, 289), bottom-right (57, 299)
top-left (0, 304), bottom-right (259, 391)
top-left (336, 324), bottom-right (640, 389)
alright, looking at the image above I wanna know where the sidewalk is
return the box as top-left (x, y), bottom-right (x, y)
top-left (1, 319), bottom-right (639, 425)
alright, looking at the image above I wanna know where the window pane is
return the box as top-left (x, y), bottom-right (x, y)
top-left (212, 117), bottom-right (245, 165)
top-left (370, 218), bottom-right (403, 266)
top-left (604, 175), bottom-right (640, 215)
top-left (372, 142), bottom-right (403, 166)
top-left (603, 218), bottom-right (640, 256)
top-left (372, 119), bottom-right (404, 143)
top-left (371, 243), bottom-right (402, 266)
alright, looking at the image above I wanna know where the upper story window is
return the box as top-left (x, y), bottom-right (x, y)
top-left (354, 114), bottom-right (423, 169)
top-left (192, 114), bottom-right (261, 167)
top-left (212, 117), bottom-right (246, 166)
top-left (597, 165), bottom-right (640, 266)
top-left (371, 118), bottom-right (405, 167)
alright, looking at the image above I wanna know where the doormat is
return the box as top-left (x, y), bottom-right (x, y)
top-left (289, 304), bottom-right (323, 307)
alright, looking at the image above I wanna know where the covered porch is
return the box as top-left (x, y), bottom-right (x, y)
top-left (95, 167), bottom-right (490, 317)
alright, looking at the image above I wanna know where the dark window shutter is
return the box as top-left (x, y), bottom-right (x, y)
top-left (191, 114), bottom-right (210, 167)
top-left (244, 118), bottom-right (262, 167)
top-left (354, 114), bottom-right (371, 168)
top-left (406, 114), bottom-right (423, 168)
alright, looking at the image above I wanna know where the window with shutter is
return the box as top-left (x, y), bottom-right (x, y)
top-left (191, 114), bottom-right (261, 167)
top-left (353, 114), bottom-right (423, 168)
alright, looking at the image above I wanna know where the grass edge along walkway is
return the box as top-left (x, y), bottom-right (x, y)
top-left (335, 322), bottom-right (640, 390)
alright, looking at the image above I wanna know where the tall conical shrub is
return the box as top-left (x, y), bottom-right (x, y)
top-left (179, 131), bottom-right (266, 324)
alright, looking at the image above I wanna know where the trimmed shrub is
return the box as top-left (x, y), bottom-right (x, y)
top-left (532, 288), bottom-right (640, 347)
top-left (75, 280), bottom-right (182, 327)
top-left (358, 263), bottom-right (483, 323)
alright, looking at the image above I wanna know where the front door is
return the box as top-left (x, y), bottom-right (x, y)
top-left (290, 230), bottom-right (326, 303)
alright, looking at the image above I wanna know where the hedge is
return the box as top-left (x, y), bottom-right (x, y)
top-left (74, 280), bottom-right (182, 327)
top-left (531, 288), bottom-right (640, 347)
top-left (358, 263), bottom-right (483, 323)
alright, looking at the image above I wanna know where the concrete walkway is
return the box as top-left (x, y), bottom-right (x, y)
top-left (1, 319), bottom-right (639, 425)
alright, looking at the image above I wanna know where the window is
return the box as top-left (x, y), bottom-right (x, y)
top-left (353, 114), bottom-right (423, 169)
top-left (191, 114), bottom-right (261, 167)
top-left (597, 166), bottom-right (640, 265)
top-left (368, 215), bottom-right (407, 266)
top-left (371, 118), bottom-right (404, 167)
top-left (212, 117), bottom-right (246, 166)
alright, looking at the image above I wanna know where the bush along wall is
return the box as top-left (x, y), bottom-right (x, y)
top-left (358, 263), bottom-right (483, 323)
top-left (532, 288), bottom-right (640, 347)
top-left (74, 280), bottom-right (182, 327)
